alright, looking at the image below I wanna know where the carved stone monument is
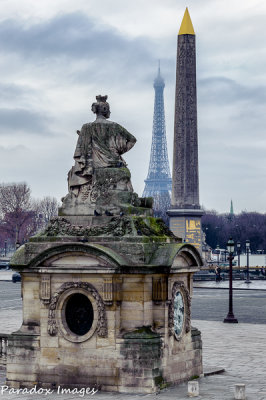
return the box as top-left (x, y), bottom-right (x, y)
top-left (7, 95), bottom-right (203, 393)
top-left (168, 9), bottom-right (204, 251)
top-left (61, 95), bottom-right (139, 217)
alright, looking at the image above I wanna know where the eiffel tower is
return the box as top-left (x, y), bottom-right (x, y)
top-left (143, 65), bottom-right (172, 220)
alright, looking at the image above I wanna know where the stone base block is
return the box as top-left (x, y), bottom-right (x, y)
top-left (188, 380), bottom-right (199, 397)
top-left (234, 384), bottom-right (246, 399)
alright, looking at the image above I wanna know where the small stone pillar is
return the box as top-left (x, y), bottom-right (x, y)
top-left (234, 384), bottom-right (245, 399)
top-left (188, 380), bottom-right (199, 397)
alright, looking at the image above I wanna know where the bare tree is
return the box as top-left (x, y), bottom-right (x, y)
top-left (37, 196), bottom-right (58, 221)
top-left (0, 182), bottom-right (34, 246)
top-left (0, 182), bottom-right (31, 216)
top-left (33, 196), bottom-right (59, 230)
top-left (202, 210), bottom-right (266, 252)
top-left (0, 184), bottom-right (59, 250)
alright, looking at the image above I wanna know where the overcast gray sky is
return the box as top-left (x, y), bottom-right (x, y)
top-left (0, 0), bottom-right (265, 214)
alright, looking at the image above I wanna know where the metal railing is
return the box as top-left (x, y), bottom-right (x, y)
top-left (194, 266), bottom-right (266, 281)
top-left (0, 334), bottom-right (9, 367)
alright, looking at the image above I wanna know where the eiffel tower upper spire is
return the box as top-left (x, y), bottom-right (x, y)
top-left (143, 65), bottom-right (172, 217)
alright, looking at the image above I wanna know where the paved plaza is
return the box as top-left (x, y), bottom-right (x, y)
top-left (0, 281), bottom-right (266, 399)
top-left (192, 287), bottom-right (266, 324)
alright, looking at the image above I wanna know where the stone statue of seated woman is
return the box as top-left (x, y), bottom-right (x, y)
top-left (60, 95), bottom-right (140, 216)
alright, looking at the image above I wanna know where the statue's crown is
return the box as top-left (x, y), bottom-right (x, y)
top-left (91, 95), bottom-right (110, 118)
top-left (96, 95), bottom-right (108, 103)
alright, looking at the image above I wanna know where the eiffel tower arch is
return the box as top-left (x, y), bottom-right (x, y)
top-left (143, 65), bottom-right (172, 222)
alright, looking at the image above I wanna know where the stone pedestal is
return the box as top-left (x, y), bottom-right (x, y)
top-left (168, 209), bottom-right (204, 252)
top-left (7, 217), bottom-right (203, 393)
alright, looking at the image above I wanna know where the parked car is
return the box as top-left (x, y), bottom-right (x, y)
top-left (12, 272), bottom-right (21, 283)
top-left (0, 261), bottom-right (9, 269)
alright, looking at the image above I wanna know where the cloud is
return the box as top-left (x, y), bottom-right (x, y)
top-left (0, 108), bottom-right (53, 135)
top-left (0, 13), bottom-right (152, 64)
top-left (199, 77), bottom-right (266, 106)
top-left (0, 144), bottom-right (28, 152)
top-left (0, 11), bottom-right (166, 95)
top-left (0, 83), bottom-right (33, 101)
top-left (0, 3), bottom-right (266, 214)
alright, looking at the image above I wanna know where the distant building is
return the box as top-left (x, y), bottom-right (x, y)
top-left (210, 248), bottom-right (227, 264)
top-left (238, 254), bottom-right (266, 267)
top-left (230, 200), bottom-right (234, 216)
top-left (228, 199), bottom-right (234, 220)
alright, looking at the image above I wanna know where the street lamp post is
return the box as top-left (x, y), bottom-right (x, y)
top-left (237, 241), bottom-right (241, 268)
top-left (224, 238), bottom-right (238, 324)
top-left (245, 239), bottom-right (251, 284)
top-left (216, 245), bottom-right (220, 266)
top-left (4, 240), bottom-right (7, 257)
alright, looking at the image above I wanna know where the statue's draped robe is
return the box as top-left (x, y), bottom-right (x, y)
top-left (68, 120), bottom-right (136, 196)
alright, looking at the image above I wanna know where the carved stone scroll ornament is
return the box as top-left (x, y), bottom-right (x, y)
top-left (152, 277), bottom-right (167, 303)
top-left (40, 274), bottom-right (51, 305)
top-left (48, 282), bottom-right (107, 337)
top-left (168, 281), bottom-right (191, 339)
top-left (103, 277), bottom-right (113, 305)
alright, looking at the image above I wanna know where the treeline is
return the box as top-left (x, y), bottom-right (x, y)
top-left (202, 211), bottom-right (266, 253)
top-left (0, 182), bottom-right (58, 254)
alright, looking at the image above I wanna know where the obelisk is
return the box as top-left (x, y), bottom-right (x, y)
top-left (168, 8), bottom-right (204, 251)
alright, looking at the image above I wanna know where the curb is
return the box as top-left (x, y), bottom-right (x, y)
top-left (204, 368), bottom-right (225, 377)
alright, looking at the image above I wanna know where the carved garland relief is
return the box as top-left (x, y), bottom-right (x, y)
top-left (168, 281), bottom-right (191, 340)
top-left (47, 282), bottom-right (107, 339)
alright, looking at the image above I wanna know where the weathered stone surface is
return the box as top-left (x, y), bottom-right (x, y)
top-left (59, 95), bottom-right (146, 217)
top-left (169, 20), bottom-right (204, 250)
top-left (42, 215), bottom-right (174, 239)
top-left (172, 34), bottom-right (199, 209)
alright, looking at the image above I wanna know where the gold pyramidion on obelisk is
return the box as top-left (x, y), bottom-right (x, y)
top-left (178, 7), bottom-right (195, 35)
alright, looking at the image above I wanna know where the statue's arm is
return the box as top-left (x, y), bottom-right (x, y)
top-left (114, 124), bottom-right (137, 155)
